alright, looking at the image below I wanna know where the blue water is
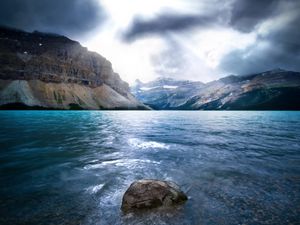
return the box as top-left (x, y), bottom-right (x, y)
top-left (0, 111), bottom-right (300, 225)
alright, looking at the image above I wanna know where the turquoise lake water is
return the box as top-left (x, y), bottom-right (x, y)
top-left (0, 111), bottom-right (299, 225)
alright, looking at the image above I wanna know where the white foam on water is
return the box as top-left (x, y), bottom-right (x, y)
top-left (89, 159), bottom-right (99, 163)
top-left (83, 164), bottom-right (103, 170)
top-left (128, 138), bottom-right (169, 149)
top-left (83, 158), bottom-right (160, 170)
top-left (85, 184), bottom-right (104, 194)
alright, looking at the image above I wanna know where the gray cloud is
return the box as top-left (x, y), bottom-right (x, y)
top-left (220, 45), bottom-right (300, 76)
top-left (220, 2), bottom-right (300, 75)
top-left (122, 0), bottom-right (297, 40)
top-left (0, 0), bottom-right (105, 38)
top-left (151, 38), bottom-right (187, 77)
top-left (229, 0), bottom-right (279, 32)
top-left (122, 0), bottom-right (268, 42)
top-left (122, 13), bottom-right (217, 42)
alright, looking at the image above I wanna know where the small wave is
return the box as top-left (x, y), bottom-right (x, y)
top-left (83, 159), bottom-right (160, 170)
top-left (85, 184), bottom-right (104, 194)
top-left (128, 138), bottom-right (169, 149)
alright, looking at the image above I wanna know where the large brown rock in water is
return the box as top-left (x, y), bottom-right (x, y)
top-left (121, 179), bottom-right (187, 212)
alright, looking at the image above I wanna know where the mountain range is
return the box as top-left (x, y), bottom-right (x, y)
top-left (131, 69), bottom-right (300, 110)
top-left (1, 26), bottom-right (299, 110)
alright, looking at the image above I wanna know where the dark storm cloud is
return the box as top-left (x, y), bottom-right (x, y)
top-left (0, 0), bottom-right (105, 38)
top-left (122, 0), bottom-right (274, 42)
top-left (122, 0), bottom-right (297, 41)
top-left (220, 0), bottom-right (300, 74)
top-left (220, 45), bottom-right (300, 76)
top-left (229, 0), bottom-right (279, 32)
top-left (122, 13), bottom-right (216, 42)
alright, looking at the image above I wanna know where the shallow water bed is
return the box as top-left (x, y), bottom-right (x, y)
top-left (0, 111), bottom-right (299, 225)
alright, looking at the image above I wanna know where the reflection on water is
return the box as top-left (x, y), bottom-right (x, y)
top-left (0, 111), bottom-right (300, 225)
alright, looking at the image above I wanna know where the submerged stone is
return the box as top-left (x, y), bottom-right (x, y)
top-left (121, 179), bottom-right (187, 212)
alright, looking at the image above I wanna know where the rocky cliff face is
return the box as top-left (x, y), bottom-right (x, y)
top-left (0, 27), bottom-right (148, 109)
top-left (132, 69), bottom-right (300, 110)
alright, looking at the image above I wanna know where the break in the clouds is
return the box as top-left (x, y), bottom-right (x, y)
top-left (0, 0), bottom-right (105, 38)
top-left (117, 0), bottom-right (300, 81)
top-left (0, 0), bottom-right (299, 83)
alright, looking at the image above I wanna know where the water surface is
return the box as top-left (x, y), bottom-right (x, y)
top-left (0, 111), bottom-right (299, 225)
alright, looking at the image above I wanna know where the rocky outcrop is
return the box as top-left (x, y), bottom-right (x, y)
top-left (121, 179), bottom-right (188, 212)
top-left (0, 26), bottom-right (148, 109)
top-left (132, 69), bottom-right (300, 110)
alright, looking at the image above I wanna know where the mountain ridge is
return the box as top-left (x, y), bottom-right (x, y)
top-left (132, 69), bottom-right (300, 110)
top-left (131, 77), bottom-right (205, 109)
top-left (0, 26), bottom-right (148, 110)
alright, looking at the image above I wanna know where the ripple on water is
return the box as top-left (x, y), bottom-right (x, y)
top-left (83, 159), bottom-right (161, 170)
top-left (1, 111), bottom-right (300, 225)
top-left (128, 138), bottom-right (170, 150)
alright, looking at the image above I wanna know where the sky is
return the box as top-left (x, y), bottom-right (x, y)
top-left (0, 0), bottom-right (300, 84)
